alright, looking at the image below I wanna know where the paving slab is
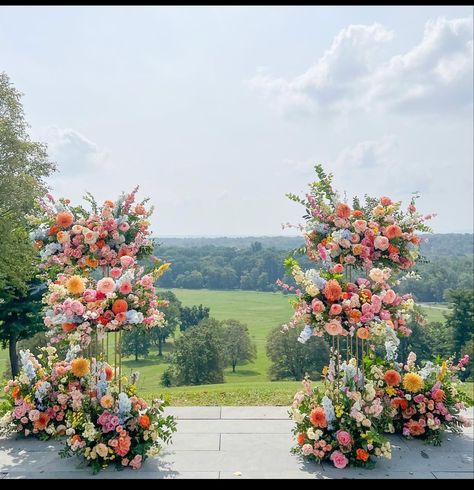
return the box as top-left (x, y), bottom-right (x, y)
top-left (175, 419), bottom-right (293, 434)
top-left (220, 433), bottom-right (293, 451)
top-left (432, 472), bottom-right (474, 479)
top-left (163, 406), bottom-right (221, 419)
top-left (164, 433), bottom-right (220, 451)
top-left (3, 470), bottom-right (220, 479)
top-left (221, 406), bottom-right (289, 419)
top-left (220, 470), bottom-right (326, 479)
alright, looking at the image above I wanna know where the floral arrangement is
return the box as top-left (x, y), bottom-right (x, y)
top-left (367, 352), bottom-right (473, 445)
top-left (286, 164), bottom-right (434, 272)
top-left (28, 187), bottom-right (155, 277)
top-left (59, 378), bottom-right (176, 473)
top-left (1, 346), bottom-right (110, 439)
top-left (281, 259), bottom-right (414, 356)
top-left (290, 363), bottom-right (392, 469)
top-left (1, 346), bottom-right (177, 473)
top-left (42, 262), bottom-right (170, 349)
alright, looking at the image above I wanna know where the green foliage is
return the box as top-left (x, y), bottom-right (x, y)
top-left (0, 72), bottom-right (55, 293)
top-left (166, 318), bottom-right (226, 386)
top-left (221, 319), bottom-right (256, 373)
top-left (0, 279), bottom-right (45, 376)
top-left (150, 290), bottom-right (181, 355)
top-left (122, 329), bottom-right (152, 361)
top-left (445, 289), bottom-right (474, 354)
top-left (179, 303), bottom-right (210, 331)
top-left (266, 325), bottom-right (329, 381)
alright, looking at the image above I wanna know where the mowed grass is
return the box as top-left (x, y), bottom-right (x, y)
top-left (420, 303), bottom-right (450, 323)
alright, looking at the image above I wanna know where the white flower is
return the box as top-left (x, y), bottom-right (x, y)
top-left (291, 409), bottom-right (306, 423)
top-left (306, 427), bottom-right (316, 440)
top-left (362, 418), bottom-right (372, 427)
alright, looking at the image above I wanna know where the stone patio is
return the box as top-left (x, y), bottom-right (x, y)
top-left (1, 406), bottom-right (473, 479)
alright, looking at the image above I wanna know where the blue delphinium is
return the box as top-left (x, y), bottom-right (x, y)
top-left (321, 395), bottom-right (335, 430)
top-left (19, 350), bottom-right (36, 383)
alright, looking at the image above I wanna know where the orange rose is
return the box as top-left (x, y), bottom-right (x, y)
top-left (296, 433), bottom-right (306, 446)
top-left (384, 370), bottom-right (401, 387)
top-left (387, 244), bottom-right (399, 254)
top-left (356, 327), bottom-right (369, 340)
top-left (356, 448), bottom-right (369, 462)
top-left (349, 309), bottom-right (362, 323)
top-left (56, 212), bottom-right (74, 229)
top-left (352, 209), bottom-right (363, 218)
top-left (62, 323), bottom-right (76, 333)
top-left (138, 414), bottom-right (151, 429)
top-left (112, 299), bottom-right (128, 314)
top-left (352, 244), bottom-right (363, 255)
top-left (323, 280), bottom-right (342, 302)
top-left (49, 225), bottom-right (60, 235)
top-left (335, 203), bottom-right (351, 219)
top-left (12, 386), bottom-right (20, 399)
top-left (309, 406), bottom-right (327, 428)
top-left (384, 224), bottom-right (403, 239)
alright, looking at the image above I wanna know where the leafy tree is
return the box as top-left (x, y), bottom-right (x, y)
top-left (175, 270), bottom-right (204, 289)
top-left (221, 319), bottom-right (256, 372)
top-left (266, 325), bottom-right (329, 381)
top-left (0, 72), bottom-right (55, 293)
top-left (151, 290), bottom-right (181, 356)
top-left (166, 318), bottom-right (226, 385)
top-left (0, 280), bottom-right (45, 377)
top-left (179, 304), bottom-right (210, 332)
top-left (445, 289), bottom-right (474, 354)
top-left (122, 329), bottom-right (152, 361)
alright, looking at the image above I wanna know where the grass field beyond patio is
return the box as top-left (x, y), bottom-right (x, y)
top-left (0, 290), bottom-right (467, 405)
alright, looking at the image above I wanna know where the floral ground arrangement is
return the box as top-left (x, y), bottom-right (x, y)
top-left (282, 165), bottom-right (472, 470)
top-left (1, 188), bottom-right (177, 474)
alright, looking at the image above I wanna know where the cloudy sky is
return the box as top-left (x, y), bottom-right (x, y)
top-left (1, 6), bottom-right (472, 235)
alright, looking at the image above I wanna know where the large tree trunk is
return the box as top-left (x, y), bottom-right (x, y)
top-left (9, 330), bottom-right (19, 378)
top-left (158, 337), bottom-right (163, 356)
top-left (232, 362), bottom-right (236, 373)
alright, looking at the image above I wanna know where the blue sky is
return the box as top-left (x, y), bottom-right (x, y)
top-left (1, 6), bottom-right (472, 235)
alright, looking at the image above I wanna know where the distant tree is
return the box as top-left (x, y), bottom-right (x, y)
top-left (179, 304), bottom-right (210, 332)
top-left (266, 325), bottom-right (329, 381)
top-left (175, 270), bottom-right (204, 289)
top-left (122, 329), bottom-right (151, 361)
top-left (445, 289), bottom-right (474, 354)
top-left (221, 319), bottom-right (256, 373)
top-left (167, 318), bottom-right (226, 385)
top-left (250, 241), bottom-right (263, 253)
top-left (0, 280), bottom-right (45, 377)
top-left (151, 291), bottom-right (181, 356)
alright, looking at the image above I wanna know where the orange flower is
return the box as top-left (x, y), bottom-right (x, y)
top-left (85, 256), bottom-right (99, 268)
top-left (403, 372), bottom-right (424, 392)
top-left (433, 389), bottom-right (445, 402)
top-left (138, 414), bottom-right (151, 429)
top-left (323, 280), bottom-right (342, 302)
top-left (406, 419), bottom-right (425, 437)
top-left (359, 289), bottom-right (372, 303)
top-left (391, 397), bottom-right (408, 411)
top-left (411, 236), bottom-right (421, 245)
top-left (356, 327), bottom-right (369, 340)
top-left (104, 200), bottom-right (114, 208)
top-left (49, 225), bottom-right (60, 235)
top-left (387, 244), bottom-right (399, 254)
top-left (62, 323), bottom-right (76, 333)
top-left (352, 209), bottom-right (363, 218)
top-left (56, 211), bottom-right (74, 229)
top-left (112, 299), bottom-right (128, 314)
top-left (33, 412), bottom-right (50, 431)
top-left (349, 309), bottom-right (362, 323)
top-left (104, 364), bottom-right (114, 381)
top-left (384, 370), bottom-right (401, 387)
top-left (384, 224), bottom-right (403, 239)
top-left (356, 448), bottom-right (369, 462)
top-left (335, 203), bottom-right (351, 219)
top-left (309, 406), bottom-right (327, 428)
top-left (12, 386), bottom-right (20, 399)
top-left (71, 357), bottom-right (90, 377)
top-left (96, 239), bottom-right (106, 249)
top-left (296, 433), bottom-right (306, 446)
top-left (100, 394), bottom-right (115, 409)
top-left (65, 275), bottom-right (86, 295)
top-left (71, 434), bottom-right (82, 444)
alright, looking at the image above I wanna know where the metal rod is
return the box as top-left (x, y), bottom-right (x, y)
top-left (118, 330), bottom-right (122, 391)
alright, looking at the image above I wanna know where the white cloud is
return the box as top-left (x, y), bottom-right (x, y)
top-left (41, 126), bottom-right (110, 175)
top-left (248, 17), bottom-right (473, 117)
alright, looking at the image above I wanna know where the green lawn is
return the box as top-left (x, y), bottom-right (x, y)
top-left (420, 303), bottom-right (450, 323)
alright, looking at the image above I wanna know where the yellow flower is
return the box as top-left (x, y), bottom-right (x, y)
top-left (385, 386), bottom-right (397, 397)
top-left (71, 358), bottom-right (90, 378)
top-left (322, 366), bottom-right (328, 377)
top-left (403, 372), bottom-right (424, 393)
top-left (65, 275), bottom-right (86, 295)
top-left (438, 361), bottom-right (447, 381)
top-left (335, 405), bottom-right (344, 418)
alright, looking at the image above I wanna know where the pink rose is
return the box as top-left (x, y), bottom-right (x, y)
top-left (325, 319), bottom-right (342, 336)
top-left (110, 267), bottom-right (122, 278)
top-left (311, 299), bottom-right (325, 314)
top-left (97, 277), bottom-right (116, 294)
top-left (353, 220), bottom-right (367, 233)
top-left (120, 256), bottom-right (135, 268)
top-left (380, 196), bottom-right (392, 206)
top-left (302, 444), bottom-right (314, 456)
top-left (332, 264), bottom-right (344, 274)
top-left (119, 282), bottom-right (133, 295)
top-left (379, 310), bottom-right (391, 320)
top-left (374, 236), bottom-right (390, 251)
top-left (330, 450), bottom-right (348, 469)
top-left (83, 289), bottom-right (97, 302)
top-left (119, 222), bottom-right (130, 232)
top-left (140, 275), bottom-right (154, 289)
top-left (329, 304), bottom-right (342, 316)
top-left (336, 430), bottom-right (352, 447)
top-left (382, 289), bottom-right (397, 304)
